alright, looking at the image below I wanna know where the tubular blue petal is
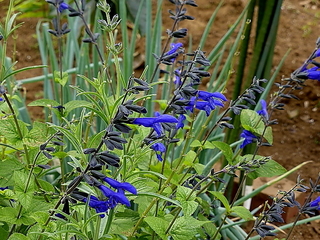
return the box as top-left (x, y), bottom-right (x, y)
top-left (177, 114), bottom-right (186, 129)
top-left (310, 196), bottom-right (320, 210)
top-left (103, 177), bottom-right (137, 194)
top-left (240, 130), bottom-right (258, 148)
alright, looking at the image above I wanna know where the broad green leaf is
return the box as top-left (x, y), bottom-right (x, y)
top-left (240, 109), bottom-right (264, 132)
top-left (209, 191), bottom-right (230, 212)
top-left (170, 216), bottom-right (209, 240)
top-left (0, 158), bottom-right (24, 186)
top-left (183, 150), bottom-right (197, 166)
top-left (248, 158), bottom-right (287, 179)
top-left (190, 140), bottom-right (201, 148)
top-left (63, 100), bottom-right (92, 116)
top-left (31, 212), bottom-right (50, 226)
top-left (0, 119), bottom-right (28, 144)
top-left (231, 206), bottom-right (254, 220)
top-left (198, 213), bottom-right (221, 239)
top-left (0, 207), bottom-right (19, 224)
top-left (176, 186), bottom-right (198, 216)
top-left (14, 171), bottom-right (35, 208)
top-left (8, 233), bottom-right (31, 240)
top-left (144, 216), bottom-right (168, 239)
top-left (176, 186), bottom-right (196, 202)
top-left (211, 141), bottom-right (234, 164)
top-left (28, 99), bottom-right (60, 108)
top-left (24, 121), bottom-right (54, 146)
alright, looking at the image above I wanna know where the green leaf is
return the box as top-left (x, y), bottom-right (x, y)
top-left (170, 216), bottom-right (209, 240)
top-left (0, 207), bottom-right (19, 224)
top-left (264, 126), bottom-right (273, 144)
top-left (144, 216), bottom-right (168, 239)
top-left (28, 99), bottom-right (60, 108)
top-left (0, 119), bottom-right (28, 144)
top-left (176, 186), bottom-right (198, 216)
top-left (248, 157), bottom-right (287, 179)
top-left (231, 206), bottom-right (254, 220)
top-left (24, 121), bottom-right (55, 147)
top-left (190, 140), bottom-right (201, 148)
top-left (54, 70), bottom-right (68, 86)
top-left (63, 100), bottom-right (92, 116)
top-left (0, 158), bottom-right (24, 186)
top-left (183, 150), bottom-right (197, 166)
top-left (14, 171), bottom-right (35, 208)
top-left (8, 233), bottom-right (31, 240)
top-left (240, 109), bottom-right (264, 134)
top-left (211, 141), bottom-right (234, 164)
top-left (209, 191), bottom-right (231, 212)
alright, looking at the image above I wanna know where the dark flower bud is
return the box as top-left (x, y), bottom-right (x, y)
top-left (37, 164), bottom-right (51, 169)
top-left (170, 28), bottom-right (187, 38)
top-left (40, 143), bottom-right (47, 151)
top-left (83, 148), bottom-right (97, 154)
top-left (43, 151), bottom-right (53, 159)
top-left (0, 35), bottom-right (3, 41)
top-left (132, 78), bottom-right (149, 86)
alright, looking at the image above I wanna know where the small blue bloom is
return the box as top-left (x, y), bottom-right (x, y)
top-left (150, 142), bottom-right (166, 161)
top-left (240, 130), bottom-right (258, 148)
top-left (163, 42), bottom-right (183, 63)
top-left (185, 97), bottom-right (214, 116)
top-left (103, 177), bottom-right (137, 194)
top-left (176, 114), bottom-right (186, 129)
top-left (98, 185), bottom-right (131, 207)
top-left (310, 196), bottom-right (320, 210)
top-left (83, 195), bottom-right (108, 217)
top-left (312, 49), bottom-right (320, 59)
top-left (165, 42), bottom-right (183, 56)
top-left (257, 99), bottom-right (269, 120)
top-left (58, 2), bottom-right (69, 13)
top-left (131, 113), bottom-right (178, 136)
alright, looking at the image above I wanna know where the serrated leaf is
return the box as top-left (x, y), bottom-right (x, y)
top-left (0, 119), bottom-right (28, 144)
top-left (231, 206), bottom-right (254, 220)
top-left (211, 141), bottom-right (234, 164)
top-left (0, 158), bottom-right (24, 186)
top-left (180, 200), bottom-right (198, 216)
top-left (0, 207), bottom-right (19, 224)
top-left (170, 216), bottom-right (209, 240)
top-left (24, 122), bottom-right (54, 146)
top-left (144, 216), bottom-right (169, 239)
top-left (248, 158), bottom-right (286, 179)
top-left (14, 171), bottom-right (35, 208)
top-left (209, 191), bottom-right (230, 212)
top-left (176, 186), bottom-right (196, 202)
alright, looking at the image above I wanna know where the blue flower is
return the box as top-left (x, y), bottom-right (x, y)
top-left (98, 185), bottom-right (131, 207)
top-left (310, 196), bottom-right (320, 210)
top-left (82, 195), bottom-right (108, 217)
top-left (103, 177), bottom-right (137, 195)
top-left (257, 99), bottom-right (269, 120)
top-left (174, 69), bottom-right (182, 86)
top-left (312, 49), bottom-right (320, 59)
top-left (0, 187), bottom-right (8, 190)
top-left (240, 130), bottom-right (258, 148)
top-left (176, 114), bottom-right (186, 129)
top-left (163, 42), bottom-right (183, 63)
top-left (150, 142), bottom-right (166, 161)
top-left (131, 113), bottom-right (178, 136)
top-left (58, 2), bottom-right (69, 12)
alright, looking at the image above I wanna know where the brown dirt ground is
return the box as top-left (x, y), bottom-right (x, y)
top-left (2, 0), bottom-right (320, 239)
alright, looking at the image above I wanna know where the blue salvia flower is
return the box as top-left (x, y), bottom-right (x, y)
top-left (150, 142), bottom-right (166, 161)
top-left (103, 177), bottom-right (137, 195)
top-left (174, 69), bottom-right (182, 86)
top-left (312, 49), bottom-right (320, 59)
top-left (185, 97), bottom-right (213, 116)
top-left (162, 42), bottom-right (183, 63)
top-left (97, 185), bottom-right (131, 207)
top-left (82, 195), bottom-right (108, 217)
top-left (0, 187), bottom-right (8, 190)
top-left (58, 2), bottom-right (69, 12)
top-left (198, 90), bottom-right (227, 109)
top-left (309, 196), bottom-right (320, 210)
top-left (240, 130), bottom-right (258, 148)
top-left (257, 99), bottom-right (269, 120)
top-left (176, 114), bottom-right (186, 129)
top-left (131, 113), bottom-right (178, 136)
top-left (296, 66), bottom-right (320, 80)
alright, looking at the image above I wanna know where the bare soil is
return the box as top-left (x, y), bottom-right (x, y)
top-left (1, 0), bottom-right (320, 239)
